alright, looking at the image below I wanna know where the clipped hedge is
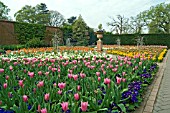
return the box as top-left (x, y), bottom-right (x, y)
top-left (14, 22), bottom-right (46, 44)
top-left (90, 34), bottom-right (170, 48)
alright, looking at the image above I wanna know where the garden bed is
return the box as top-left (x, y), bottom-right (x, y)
top-left (0, 50), bottom-right (160, 113)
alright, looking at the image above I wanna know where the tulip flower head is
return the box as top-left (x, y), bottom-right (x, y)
top-left (23, 95), bottom-right (28, 102)
top-left (61, 102), bottom-right (68, 112)
top-left (0, 68), bottom-right (4, 73)
top-left (28, 72), bottom-right (34, 78)
top-left (41, 108), bottom-right (47, 113)
top-left (104, 78), bottom-right (111, 85)
top-left (58, 82), bottom-right (66, 89)
top-left (74, 93), bottom-right (79, 100)
top-left (81, 102), bottom-right (88, 112)
top-left (3, 83), bottom-right (7, 89)
top-left (44, 93), bottom-right (50, 101)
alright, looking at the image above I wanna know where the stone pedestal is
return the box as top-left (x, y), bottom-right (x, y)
top-left (97, 39), bottom-right (103, 51)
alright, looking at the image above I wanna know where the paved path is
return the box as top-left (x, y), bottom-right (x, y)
top-left (153, 50), bottom-right (170, 113)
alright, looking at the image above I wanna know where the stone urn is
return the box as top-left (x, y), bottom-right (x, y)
top-left (95, 31), bottom-right (103, 51)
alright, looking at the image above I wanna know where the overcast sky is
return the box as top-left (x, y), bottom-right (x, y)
top-left (1, 0), bottom-right (170, 31)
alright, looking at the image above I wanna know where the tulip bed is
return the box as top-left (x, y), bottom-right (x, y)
top-left (0, 50), bottom-right (159, 113)
top-left (105, 45), bottom-right (167, 62)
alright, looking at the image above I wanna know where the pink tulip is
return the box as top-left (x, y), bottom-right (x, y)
top-left (58, 82), bottom-right (66, 89)
top-left (52, 68), bottom-right (57, 72)
top-left (116, 77), bottom-right (122, 84)
top-left (77, 85), bottom-right (81, 91)
top-left (50, 59), bottom-right (55, 63)
top-left (33, 88), bottom-right (36, 93)
top-left (37, 104), bottom-right (41, 112)
top-left (13, 62), bottom-right (18, 66)
top-left (37, 81), bottom-right (44, 88)
top-left (122, 78), bottom-right (126, 82)
top-left (68, 74), bottom-right (72, 78)
top-left (45, 72), bottom-right (49, 76)
top-left (0, 68), bottom-right (4, 73)
top-left (3, 83), bottom-right (7, 89)
top-left (81, 102), bottom-right (88, 112)
top-left (112, 68), bottom-right (117, 72)
top-left (80, 73), bottom-right (86, 78)
top-left (23, 95), bottom-right (28, 102)
top-left (98, 77), bottom-right (101, 81)
top-left (9, 66), bottom-right (13, 71)
top-left (6, 75), bottom-right (9, 80)
top-left (28, 72), bottom-right (34, 78)
top-left (53, 83), bottom-right (57, 87)
top-left (44, 93), bottom-right (50, 101)
top-left (103, 71), bottom-right (106, 75)
top-left (104, 78), bottom-right (111, 84)
top-left (57, 90), bottom-right (62, 95)
top-left (61, 102), bottom-right (69, 112)
top-left (38, 71), bottom-right (42, 75)
top-left (74, 93), bottom-right (79, 100)
top-left (19, 80), bottom-right (24, 87)
top-left (122, 72), bottom-right (126, 76)
top-left (58, 68), bottom-right (61, 73)
top-left (139, 62), bottom-right (142, 65)
top-left (41, 108), bottom-right (47, 113)
top-left (96, 72), bottom-right (100, 76)
top-left (73, 75), bottom-right (78, 81)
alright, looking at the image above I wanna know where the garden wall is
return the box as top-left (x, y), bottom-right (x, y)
top-left (0, 20), bottom-right (63, 45)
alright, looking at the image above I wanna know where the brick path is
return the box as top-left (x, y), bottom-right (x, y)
top-left (153, 50), bottom-right (170, 113)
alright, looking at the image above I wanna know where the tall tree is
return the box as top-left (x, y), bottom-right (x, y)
top-left (141, 3), bottom-right (170, 34)
top-left (48, 10), bottom-right (65, 27)
top-left (67, 16), bottom-right (77, 25)
top-left (14, 3), bottom-right (50, 25)
top-left (72, 15), bottom-right (89, 46)
top-left (129, 13), bottom-right (147, 34)
top-left (0, 1), bottom-right (11, 20)
top-left (107, 15), bottom-right (129, 34)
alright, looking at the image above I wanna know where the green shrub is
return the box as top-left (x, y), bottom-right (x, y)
top-left (0, 44), bottom-right (26, 50)
top-left (25, 38), bottom-right (45, 48)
